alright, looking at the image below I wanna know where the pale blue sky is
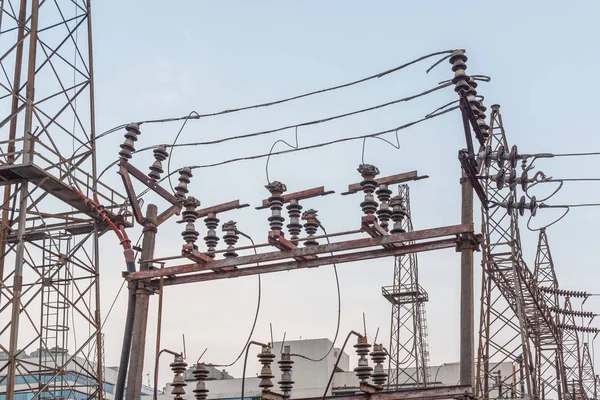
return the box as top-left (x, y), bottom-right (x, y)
top-left (89, 1), bottom-right (600, 387)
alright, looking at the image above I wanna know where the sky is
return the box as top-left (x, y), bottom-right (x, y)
top-left (83, 0), bottom-right (600, 389)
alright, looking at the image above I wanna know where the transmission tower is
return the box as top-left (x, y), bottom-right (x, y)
top-left (382, 184), bottom-right (430, 389)
top-left (533, 228), bottom-right (564, 399)
top-left (476, 105), bottom-right (565, 400)
top-left (562, 297), bottom-right (584, 400)
top-left (580, 343), bottom-right (597, 400)
top-left (0, 1), bottom-right (125, 399)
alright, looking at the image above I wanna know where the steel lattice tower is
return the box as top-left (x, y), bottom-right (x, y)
top-left (382, 184), bottom-right (430, 389)
top-left (562, 297), bottom-right (584, 400)
top-left (580, 343), bottom-right (596, 400)
top-left (0, 1), bottom-right (125, 399)
top-left (534, 228), bottom-right (564, 399)
top-left (476, 105), bottom-right (565, 400)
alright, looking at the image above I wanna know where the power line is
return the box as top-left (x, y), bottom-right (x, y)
top-left (135, 49), bottom-right (459, 125)
top-left (186, 107), bottom-right (456, 171)
top-left (134, 82), bottom-right (454, 153)
top-left (134, 105), bottom-right (456, 200)
top-left (166, 111), bottom-right (199, 192)
top-left (70, 49), bottom-right (461, 170)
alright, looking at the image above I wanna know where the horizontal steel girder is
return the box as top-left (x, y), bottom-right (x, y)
top-left (125, 223), bottom-right (473, 286)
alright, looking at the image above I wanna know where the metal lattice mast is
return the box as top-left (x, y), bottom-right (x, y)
top-left (562, 298), bottom-right (584, 400)
top-left (533, 228), bottom-right (565, 399)
top-left (580, 343), bottom-right (596, 400)
top-left (0, 1), bottom-right (126, 399)
top-left (476, 105), bottom-right (564, 400)
top-left (383, 184), bottom-right (430, 389)
top-left (534, 229), bottom-right (559, 310)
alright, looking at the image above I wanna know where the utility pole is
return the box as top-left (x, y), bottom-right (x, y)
top-left (460, 169), bottom-right (474, 386)
top-left (126, 204), bottom-right (159, 400)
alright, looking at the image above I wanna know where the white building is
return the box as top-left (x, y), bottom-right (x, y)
top-left (0, 348), bottom-right (152, 400)
top-left (150, 338), bottom-right (514, 400)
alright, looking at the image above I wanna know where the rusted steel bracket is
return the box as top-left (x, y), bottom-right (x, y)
top-left (458, 93), bottom-right (488, 208)
top-left (256, 186), bottom-right (334, 210)
top-left (459, 93), bottom-right (485, 147)
top-left (342, 170), bottom-right (428, 195)
top-left (156, 204), bottom-right (181, 226)
top-left (268, 230), bottom-right (316, 261)
top-left (119, 158), bottom-right (180, 212)
top-left (455, 232), bottom-right (482, 252)
top-left (196, 200), bottom-right (249, 217)
top-left (262, 390), bottom-right (287, 400)
top-left (359, 382), bottom-right (382, 394)
top-left (360, 215), bottom-right (400, 249)
top-left (181, 244), bottom-right (212, 264)
top-left (459, 150), bottom-right (487, 209)
top-left (301, 385), bottom-right (473, 400)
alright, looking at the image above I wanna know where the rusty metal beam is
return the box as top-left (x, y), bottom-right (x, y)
top-left (301, 385), bottom-right (473, 400)
top-left (268, 230), bottom-right (316, 260)
top-left (119, 158), bottom-right (180, 205)
top-left (156, 204), bottom-right (181, 226)
top-left (196, 200), bottom-right (249, 218)
top-left (342, 171), bottom-right (428, 195)
top-left (125, 223), bottom-right (472, 281)
top-left (256, 186), bottom-right (334, 210)
top-left (155, 237), bottom-right (459, 286)
top-left (361, 215), bottom-right (400, 249)
top-left (119, 163), bottom-right (143, 224)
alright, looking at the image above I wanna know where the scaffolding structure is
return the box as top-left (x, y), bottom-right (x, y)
top-left (0, 1), bottom-right (125, 399)
top-left (382, 184), bottom-right (430, 389)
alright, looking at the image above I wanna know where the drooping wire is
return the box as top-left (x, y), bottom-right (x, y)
top-left (527, 202), bottom-right (600, 231)
top-left (135, 82), bottom-right (453, 152)
top-left (173, 107), bottom-right (456, 178)
top-left (265, 127), bottom-right (299, 184)
top-left (289, 222), bottom-right (341, 363)
top-left (361, 129), bottom-right (400, 164)
top-left (527, 207), bottom-right (570, 232)
top-left (205, 231), bottom-right (262, 369)
top-left (102, 83), bottom-right (460, 199)
top-left (139, 49), bottom-right (458, 125)
top-left (133, 105), bottom-right (456, 200)
top-left (166, 111), bottom-right (199, 192)
top-left (321, 331), bottom-right (361, 400)
top-left (73, 48), bottom-right (460, 167)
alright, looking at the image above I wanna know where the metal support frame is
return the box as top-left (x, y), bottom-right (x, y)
top-left (0, 1), bottom-right (125, 399)
top-left (580, 343), bottom-right (597, 400)
top-left (382, 185), bottom-right (431, 389)
top-left (125, 205), bottom-right (157, 400)
top-left (460, 172), bottom-right (475, 387)
top-left (125, 223), bottom-right (473, 285)
top-left (475, 106), bottom-right (565, 400)
top-left (299, 385), bottom-right (474, 400)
